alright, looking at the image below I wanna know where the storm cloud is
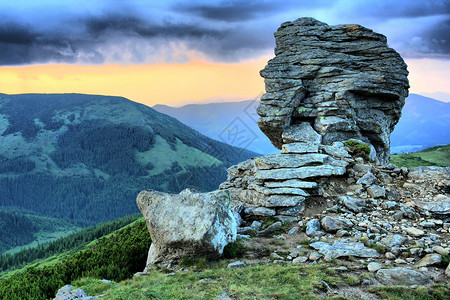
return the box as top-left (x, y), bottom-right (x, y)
top-left (0, 0), bottom-right (449, 65)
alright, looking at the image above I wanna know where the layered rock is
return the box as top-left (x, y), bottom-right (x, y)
top-left (258, 17), bottom-right (409, 164)
top-left (220, 138), bottom-right (350, 222)
top-left (137, 189), bottom-right (237, 269)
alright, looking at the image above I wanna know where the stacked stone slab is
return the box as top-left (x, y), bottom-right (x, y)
top-left (257, 17), bottom-right (409, 164)
top-left (220, 17), bottom-right (409, 222)
top-left (219, 125), bottom-right (350, 222)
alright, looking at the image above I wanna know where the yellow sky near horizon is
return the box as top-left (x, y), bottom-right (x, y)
top-left (0, 57), bottom-right (449, 107)
top-left (0, 57), bottom-right (269, 107)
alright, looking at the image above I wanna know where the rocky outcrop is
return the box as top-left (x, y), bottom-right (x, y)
top-left (220, 139), bottom-right (352, 222)
top-left (258, 17), bottom-right (409, 164)
top-left (137, 189), bottom-right (237, 269)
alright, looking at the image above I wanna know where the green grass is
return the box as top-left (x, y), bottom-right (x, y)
top-left (74, 263), bottom-right (347, 299)
top-left (368, 283), bottom-right (450, 300)
top-left (390, 144), bottom-right (450, 168)
top-left (73, 264), bottom-right (450, 300)
top-left (344, 140), bottom-right (372, 162)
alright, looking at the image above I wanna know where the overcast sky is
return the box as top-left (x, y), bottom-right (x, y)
top-left (0, 0), bottom-right (449, 65)
top-left (0, 0), bottom-right (449, 104)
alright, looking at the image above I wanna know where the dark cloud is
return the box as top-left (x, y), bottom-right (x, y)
top-left (352, 0), bottom-right (450, 19)
top-left (175, 0), bottom-right (329, 22)
top-left (0, 0), bottom-right (449, 65)
top-left (411, 16), bottom-right (450, 57)
top-left (176, 1), bottom-right (286, 22)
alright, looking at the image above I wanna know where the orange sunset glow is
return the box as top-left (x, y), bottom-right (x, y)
top-left (0, 57), bottom-right (269, 107)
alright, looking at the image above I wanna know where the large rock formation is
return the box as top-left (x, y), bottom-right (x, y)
top-left (136, 18), bottom-right (413, 271)
top-left (137, 189), bottom-right (237, 269)
top-left (257, 17), bottom-right (409, 164)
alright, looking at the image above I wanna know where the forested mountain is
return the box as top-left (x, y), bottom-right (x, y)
top-left (0, 93), bottom-right (258, 235)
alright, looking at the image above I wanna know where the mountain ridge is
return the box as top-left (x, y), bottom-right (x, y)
top-left (0, 93), bottom-right (258, 233)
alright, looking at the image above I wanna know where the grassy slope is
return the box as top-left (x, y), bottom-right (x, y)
top-left (389, 144), bottom-right (450, 168)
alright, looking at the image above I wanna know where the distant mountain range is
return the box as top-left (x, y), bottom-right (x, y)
top-left (0, 93), bottom-right (257, 233)
top-left (154, 94), bottom-right (450, 155)
top-left (390, 94), bottom-right (450, 153)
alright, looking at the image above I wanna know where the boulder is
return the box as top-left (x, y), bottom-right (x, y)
top-left (416, 254), bottom-right (442, 268)
top-left (339, 196), bottom-right (367, 213)
top-left (305, 219), bottom-right (324, 237)
top-left (321, 216), bottom-right (351, 233)
top-left (310, 241), bottom-right (379, 259)
top-left (258, 17), bottom-right (409, 164)
top-left (375, 268), bottom-right (431, 286)
top-left (137, 189), bottom-right (237, 269)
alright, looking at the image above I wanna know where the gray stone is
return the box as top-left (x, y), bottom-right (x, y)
top-left (320, 142), bottom-right (351, 158)
top-left (257, 222), bottom-right (282, 237)
top-left (420, 221), bottom-right (435, 228)
top-left (255, 165), bottom-right (347, 180)
top-left (432, 246), bottom-right (449, 256)
top-left (404, 227), bottom-right (425, 237)
top-left (263, 195), bottom-right (304, 207)
top-left (339, 196), bottom-right (367, 213)
top-left (247, 207), bottom-right (277, 217)
top-left (375, 268), bottom-right (431, 286)
top-left (416, 254), bottom-right (442, 267)
top-left (270, 252), bottom-right (284, 260)
top-left (417, 201), bottom-right (450, 217)
top-left (228, 261), bottom-right (246, 268)
top-left (253, 185), bottom-right (309, 196)
top-left (306, 219), bottom-right (325, 237)
top-left (292, 256), bottom-right (308, 264)
top-left (277, 205), bottom-right (305, 216)
top-left (379, 234), bottom-right (405, 248)
top-left (385, 252), bottom-right (396, 260)
top-left (310, 241), bottom-right (380, 259)
top-left (137, 189), bottom-right (237, 268)
top-left (281, 142), bottom-right (319, 154)
top-left (357, 172), bottom-right (378, 186)
top-left (253, 153), bottom-right (328, 170)
top-left (309, 251), bottom-right (323, 261)
top-left (400, 205), bottom-right (418, 219)
top-left (53, 285), bottom-right (101, 300)
top-left (378, 172), bottom-right (393, 184)
top-left (387, 188), bottom-right (401, 201)
top-left (393, 211), bottom-right (404, 221)
top-left (368, 262), bottom-right (382, 272)
top-left (367, 185), bottom-right (386, 198)
top-left (320, 216), bottom-right (351, 233)
top-left (394, 258), bottom-right (407, 264)
top-left (410, 247), bottom-right (423, 256)
top-left (282, 122), bottom-right (322, 144)
top-left (251, 221), bottom-right (263, 231)
top-left (274, 215), bottom-right (298, 223)
top-left (446, 263), bottom-right (450, 277)
top-left (264, 179), bottom-right (317, 189)
top-left (381, 201), bottom-right (399, 210)
top-left (288, 226), bottom-right (300, 235)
